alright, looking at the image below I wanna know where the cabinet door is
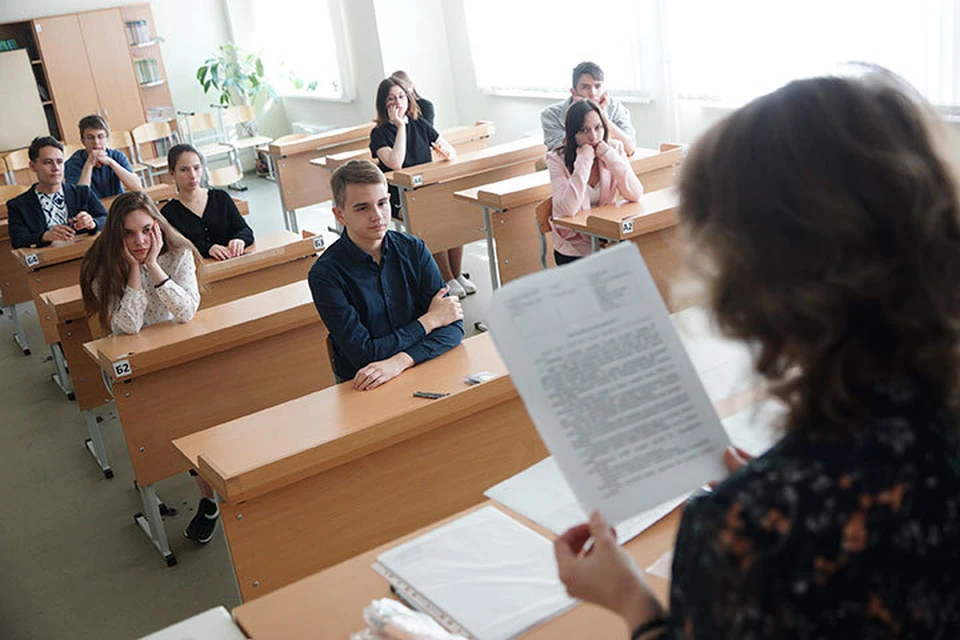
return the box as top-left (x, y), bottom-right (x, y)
top-left (79, 9), bottom-right (145, 134)
top-left (33, 15), bottom-right (100, 144)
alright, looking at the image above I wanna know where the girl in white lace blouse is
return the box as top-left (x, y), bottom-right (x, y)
top-left (80, 191), bottom-right (201, 334)
top-left (80, 193), bottom-right (220, 544)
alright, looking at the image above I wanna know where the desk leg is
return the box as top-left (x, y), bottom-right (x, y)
top-left (50, 343), bottom-right (75, 401)
top-left (396, 187), bottom-right (411, 234)
top-left (6, 304), bottom-right (30, 356)
top-left (135, 483), bottom-right (177, 567)
top-left (273, 157), bottom-right (299, 233)
top-left (482, 206), bottom-right (501, 291)
top-left (591, 236), bottom-right (600, 253)
top-left (83, 404), bottom-right (113, 479)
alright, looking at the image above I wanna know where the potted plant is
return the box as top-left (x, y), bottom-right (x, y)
top-left (196, 42), bottom-right (276, 107)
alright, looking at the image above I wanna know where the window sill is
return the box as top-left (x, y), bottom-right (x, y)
top-left (279, 93), bottom-right (355, 104)
top-left (478, 88), bottom-right (654, 105)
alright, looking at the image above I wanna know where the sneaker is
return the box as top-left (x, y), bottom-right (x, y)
top-left (183, 498), bottom-right (219, 544)
top-left (446, 278), bottom-right (467, 299)
top-left (456, 274), bottom-right (477, 295)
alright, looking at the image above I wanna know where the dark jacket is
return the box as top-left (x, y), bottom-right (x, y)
top-left (7, 183), bottom-right (107, 248)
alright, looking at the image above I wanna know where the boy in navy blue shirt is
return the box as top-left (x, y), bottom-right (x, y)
top-left (64, 114), bottom-right (142, 198)
top-left (308, 159), bottom-right (464, 390)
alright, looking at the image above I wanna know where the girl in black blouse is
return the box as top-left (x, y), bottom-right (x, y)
top-left (160, 144), bottom-right (254, 261)
top-left (369, 77), bottom-right (477, 299)
top-left (390, 70), bottom-right (435, 127)
top-left (554, 67), bottom-right (960, 638)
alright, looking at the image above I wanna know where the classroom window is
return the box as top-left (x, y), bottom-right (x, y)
top-left (669, 0), bottom-right (959, 106)
top-left (251, 0), bottom-right (351, 99)
top-left (462, 0), bottom-right (658, 98)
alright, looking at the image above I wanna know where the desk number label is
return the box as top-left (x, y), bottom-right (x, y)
top-left (621, 220), bottom-right (635, 234)
top-left (112, 359), bottom-right (132, 378)
top-left (312, 237), bottom-right (324, 251)
top-left (24, 253), bottom-right (40, 267)
top-left (412, 174), bottom-right (424, 187)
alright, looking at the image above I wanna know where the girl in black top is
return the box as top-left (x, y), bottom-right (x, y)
top-left (369, 77), bottom-right (476, 299)
top-left (554, 67), bottom-right (960, 638)
top-left (160, 144), bottom-right (254, 261)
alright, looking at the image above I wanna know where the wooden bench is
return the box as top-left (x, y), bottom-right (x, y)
top-left (40, 230), bottom-right (324, 478)
top-left (83, 279), bottom-right (334, 567)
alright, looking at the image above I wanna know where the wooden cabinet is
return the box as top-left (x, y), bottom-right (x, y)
top-left (32, 15), bottom-right (100, 143)
top-left (1, 4), bottom-right (169, 145)
top-left (78, 10), bottom-right (145, 134)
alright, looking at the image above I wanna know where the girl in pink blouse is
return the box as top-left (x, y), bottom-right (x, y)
top-left (547, 99), bottom-right (644, 264)
top-left (80, 192), bottom-right (218, 544)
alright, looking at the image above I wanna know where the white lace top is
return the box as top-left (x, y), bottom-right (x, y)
top-left (111, 248), bottom-right (200, 335)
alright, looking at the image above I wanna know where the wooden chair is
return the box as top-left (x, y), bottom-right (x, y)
top-left (535, 196), bottom-right (553, 270)
top-left (221, 105), bottom-right (273, 155)
top-left (205, 148), bottom-right (244, 189)
top-left (132, 120), bottom-right (180, 186)
top-left (108, 129), bottom-right (149, 182)
top-left (178, 111), bottom-right (234, 161)
top-left (62, 143), bottom-right (84, 159)
top-left (0, 157), bottom-right (9, 185)
top-left (5, 148), bottom-right (31, 185)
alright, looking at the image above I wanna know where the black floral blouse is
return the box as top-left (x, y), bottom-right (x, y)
top-left (664, 381), bottom-right (960, 638)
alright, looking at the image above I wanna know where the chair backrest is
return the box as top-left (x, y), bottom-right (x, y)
top-left (182, 113), bottom-right (220, 137)
top-left (132, 121), bottom-right (174, 146)
top-left (5, 148), bottom-right (31, 173)
top-left (535, 196), bottom-right (553, 235)
top-left (0, 156), bottom-right (8, 185)
top-left (108, 130), bottom-right (135, 154)
top-left (63, 143), bottom-right (84, 159)
top-left (222, 105), bottom-right (256, 128)
top-left (206, 158), bottom-right (243, 188)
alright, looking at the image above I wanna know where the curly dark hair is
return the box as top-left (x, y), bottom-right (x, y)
top-left (678, 68), bottom-right (960, 433)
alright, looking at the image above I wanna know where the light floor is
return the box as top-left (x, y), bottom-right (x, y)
top-left (0, 173), bottom-right (491, 639)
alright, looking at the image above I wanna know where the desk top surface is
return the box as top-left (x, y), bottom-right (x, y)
top-left (552, 187), bottom-right (679, 239)
top-left (84, 279), bottom-right (317, 381)
top-left (39, 230), bottom-right (313, 323)
top-left (14, 232), bottom-right (99, 270)
top-left (390, 136), bottom-right (545, 189)
top-left (173, 333), bottom-right (511, 502)
top-left (232, 500), bottom-right (681, 639)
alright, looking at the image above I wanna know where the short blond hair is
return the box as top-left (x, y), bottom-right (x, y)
top-left (330, 159), bottom-right (387, 209)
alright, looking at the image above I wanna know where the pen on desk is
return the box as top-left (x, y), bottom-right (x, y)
top-left (412, 391), bottom-right (449, 399)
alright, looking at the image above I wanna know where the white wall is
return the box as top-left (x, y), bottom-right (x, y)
top-left (373, 0), bottom-right (459, 131)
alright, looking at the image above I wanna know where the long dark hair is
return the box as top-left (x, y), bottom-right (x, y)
top-left (561, 99), bottom-right (608, 173)
top-left (374, 77), bottom-right (421, 126)
top-left (678, 68), bottom-right (960, 432)
top-left (80, 191), bottom-right (203, 330)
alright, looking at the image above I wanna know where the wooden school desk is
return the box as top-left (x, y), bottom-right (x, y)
top-left (0, 219), bottom-right (33, 356)
top-left (83, 280), bottom-right (334, 567)
top-left (229, 382), bottom-right (763, 639)
top-left (306, 120), bottom-right (499, 188)
top-left (268, 123), bottom-right (376, 233)
top-left (13, 234), bottom-right (100, 397)
top-left (173, 333), bottom-right (549, 601)
top-left (388, 136), bottom-right (546, 256)
top-left (99, 182), bottom-right (176, 211)
top-left (452, 144), bottom-right (684, 290)
top-left (40, 230), bottom-right (324, 478)
top-left (552, 188), bottom-right (684, 311)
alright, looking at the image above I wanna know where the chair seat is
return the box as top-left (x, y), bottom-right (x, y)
top-left (196, 142), bottom-right (235, 158)
top-left (141, 157), bottom-right (168, 170)
top-left (232, 136), bottom-right (273, 150)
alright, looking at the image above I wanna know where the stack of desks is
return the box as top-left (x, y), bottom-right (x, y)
top-left (40, 230), bottom-right (324, 478)
top-left (82, 277), bottom-right (335, 567)
top-left (173, 333), bottom-right (548, 600)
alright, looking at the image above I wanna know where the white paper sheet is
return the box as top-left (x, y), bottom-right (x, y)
top-left (140, 606), bottom-right (245, 640)
top-left (373, 507), bottom-right (575, 640)
top-left (486, 242), bottom-right (732, 525)
top-left (485, 457), bottom-right (688, 544)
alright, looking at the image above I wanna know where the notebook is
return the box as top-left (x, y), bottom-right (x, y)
top-left (372, 506), bottom-right (575, 640)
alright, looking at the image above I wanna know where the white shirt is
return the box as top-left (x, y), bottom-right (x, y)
top-left (112, 248), bottom-right (200, 335)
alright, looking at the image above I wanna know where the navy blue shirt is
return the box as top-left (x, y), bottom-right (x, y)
top-left (64, 148), bottom-right (134, 199)
top-left (308, 229), bottom-right (463, 381)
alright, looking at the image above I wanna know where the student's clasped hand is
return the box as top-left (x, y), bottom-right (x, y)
top-left (71, 211), bottom-right (96, 231)
top-left (42, 224), bottom-right (75, 243)
top-left (576, 144), bottom-right (595, 161)
top-left (389, 104), bottom-right (405, 127)
top-left (422, 286), bottom-right (463, 332)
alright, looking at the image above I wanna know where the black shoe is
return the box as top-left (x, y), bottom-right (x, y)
top-left (183, 498), bottom-right (219, 544)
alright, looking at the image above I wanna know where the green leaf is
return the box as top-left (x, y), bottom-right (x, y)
top-left (307, 80), bottom-right (318, 91)
top-left (255, 58), bottom-right (264, 77)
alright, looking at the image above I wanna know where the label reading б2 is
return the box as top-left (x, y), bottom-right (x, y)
top-left (112, 359), bottom-right (132, 379)
top-left (621, 220), bottom-right (635, 234)
top-left (412, 174), bottom-right (424, 187)
top-left (312, 237), bottom-right (324, 251)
